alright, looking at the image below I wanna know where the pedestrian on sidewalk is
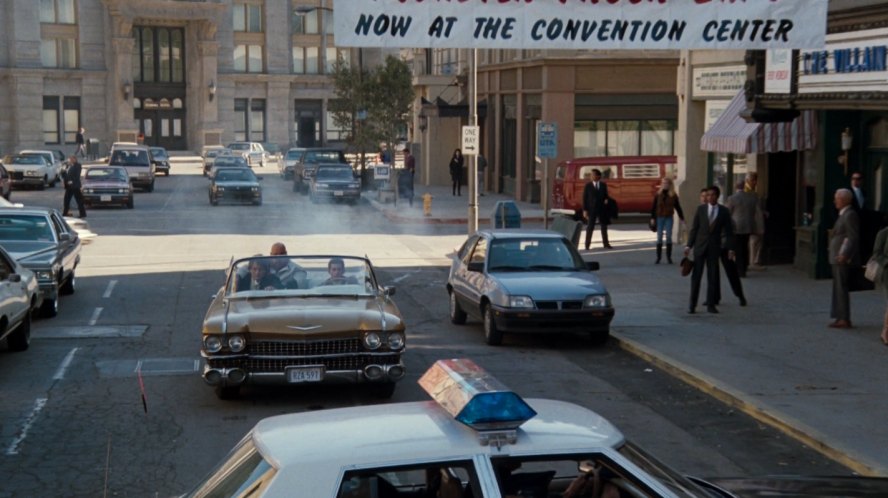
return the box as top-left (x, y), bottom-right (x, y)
top-left (477, 153), bottom-right (487, 196)
top-left (404, 149), bottom-right (416, 207)
top-left (75, 127), bottom-right (86, 158)
top-left (869, 226), bottom-right (888, 345)
top-left (449, 148), bottom-right (463, 196)
top-left (745, 172), bottom-right (768, 271)
top-left (62, 155), bottom-right (86, 218)
top-left (725, 180), bottom-right (762, 277)
top-left (685, 185), bottom-right (733, 314)
top-left (649, 177), bottom-right (684, 264)
top-left (694, 187), bottom-right (746, 308)
top-left (828, 188), bottom-right (859, 329)
top-left (583, 169), bottom-right (612, 250)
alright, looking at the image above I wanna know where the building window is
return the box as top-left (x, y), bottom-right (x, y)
top-left (234, 99), bottom-right (248, 142)
top-left (251, 99), bottom-right (266, 143)
top-left (132, 27), bottom-right (185, 83)
top-left (233, 3), bottom-right (263, 33)
top-left (40, 0), bottom-right (76, 24)
top-left (433, 49), bottom-right (459, 76)
top-left (234, 44), bottom-right (263, 73)
top-left (292, 46), bottom-right (319, 74)
top-left (325, 47), bottom-right (350, 73)
top-left (234, 98), bottom-right (265, 142)
top-left (43, 96), bottom-right (80, 145)
top-left (325, 109), bottom-right (347, 142)
top-left (293, 8), bottom-right (320, 34)
top-left (40, 38), bottom-right (77, 68)
top-left (574, 120), bottom-right (675, 157)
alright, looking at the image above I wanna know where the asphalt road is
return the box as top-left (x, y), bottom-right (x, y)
top-left (0, 160), bottom-right (850, 497)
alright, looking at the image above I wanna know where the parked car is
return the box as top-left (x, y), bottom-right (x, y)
top-left (280, 147), bottom-right (305, 180)
top-left (0, 207), bottom-right (81, 317)
top-left (108, 145), bottom-right (156, 192)
top-left (447, 229), bottom-right (614, 345)
top-left (148, 146), bottom-right (171, 176)
top-left (5, 155), bottom-right (54, 190)
top-left (201, 145), bottom-right (227, 176)
top-left (18, 149), bottom-right (65, 187)
top-left (292, 148), bottom-right (348, 193)
top-left (0, 163), bottom-right (12, 200)
top-left (207, 155), bottom-right (250, 179)
top-left (226, 141), bottom-right (268, 168)
top-left (552, 155), bottom-right (677, 218)
top-left (309, 163), bottom-right (361, 204)
top-left (81, 166), bottom-right (133, 209)
top-left (200, 254), bottom-right (405, 399)
top-left (261, 142), bottom-right (282, 164)
top-left (0, 244), bottom-right (42, 351)
top-left (208, 167), bottom-right (262, 206)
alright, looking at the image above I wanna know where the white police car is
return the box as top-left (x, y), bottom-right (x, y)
top-left (183, 360), bottom-right (888, 498)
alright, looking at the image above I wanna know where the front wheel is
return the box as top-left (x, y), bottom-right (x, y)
top-left (449, 291), bottom-right (467, 324)
top-left (146, 180), bottom-right (155, 193)
top-left (7, 313), bottom-right (31, 351)
top-left (60, 271), bottom-right (75, 295)
top-left (40, 298), bottom-right (58, 318)
top-left (126, 197), bottom-right (134, 209)
top-left (483, 304), bottom-right (503, 346)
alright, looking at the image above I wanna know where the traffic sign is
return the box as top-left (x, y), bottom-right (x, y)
top-left (462, 126), bottom-right (479, 155)
top-left (537, 122), bottom-right (557, 158)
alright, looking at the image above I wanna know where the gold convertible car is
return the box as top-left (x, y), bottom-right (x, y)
top-left (200, 255), bottom-right (406, 399)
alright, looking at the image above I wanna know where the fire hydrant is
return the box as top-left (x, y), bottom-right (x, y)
top-left (422, 192), bottom-right (433, 216)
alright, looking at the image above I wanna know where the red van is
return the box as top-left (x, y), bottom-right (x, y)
top-left (552, 156), bottom-right (677, 218)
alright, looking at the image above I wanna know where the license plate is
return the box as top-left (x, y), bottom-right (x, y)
top-left (100, 195), bottom-right (111, 202)
top-left (334, 191), bottom-right (344, 196)
top-left (286, 366), bottom-right (324, 383)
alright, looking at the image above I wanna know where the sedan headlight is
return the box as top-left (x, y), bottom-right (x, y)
top-left (251, 186), bottom-right (259, 192)
top-left (315, 183), bottom-right (329, 189)
top-left (83, 188), bottom-right (93, 194)
top-left (387, 332), bottom-right (405, 350)
top-left (26, 169), bottom-right (40, 176)
top-left (119, 188), bottom-right (129, 194)
top-left (509, 296), bottom-right (535, 309)
top-left (216, 186), bottom-right (225, 192)
top-left (227, 335), bottom-right (246, 352)
top-left (363, 332), bottom-right (382, 350)
top-left (584, 295), bottom-right (611, 308)
top-left (204, 336), bottom-right (223, 353)
top-left (35, 270), bottom-right (54, 281)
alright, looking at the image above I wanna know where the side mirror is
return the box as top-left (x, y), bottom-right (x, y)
top-left (8, 273), bottom-right (21, 283)
top-left (586, 261), bottom-right (600, 271)
top-left (59, 233), bottom-right (71, 242)
top-left (257, 177), bottom-right (264, 181)
top-left (384, 286), bottom-right (396, 296)
top-left (467, 261), bottom-right (484, 272)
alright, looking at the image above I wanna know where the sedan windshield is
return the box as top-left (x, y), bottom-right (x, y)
top-left (227, 143), bottom-right (250, 151)
top-left (227, 256), bottom-right (376, 297)
top-left (0, 215), bottom-right (55, 242)
top-left (149, 148), bottom-right (169, 160)
top-left (86, 168), bottom-right (127, 182)
top-left (214, 157), bottom-right (248, 167)
top-left (316, 167), bottom-right (354, 180)
top-left (304, 151), bottom-right (344, 163)
top-left (216, 170), bottom-right (257, 182)
top-left (12, 156), bottom-right (47, 165)
top-left (488, 238), bottom-right (584, 272)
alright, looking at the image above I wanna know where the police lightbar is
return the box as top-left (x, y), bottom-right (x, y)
top-left (419, 359), bottom-right (537, 434)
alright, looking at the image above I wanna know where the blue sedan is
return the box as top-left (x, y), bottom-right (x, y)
top-left (447, 229), bottom-right (614, 345)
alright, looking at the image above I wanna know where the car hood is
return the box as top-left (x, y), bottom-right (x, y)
top-left (1, 241), bottom-right (57, 265)
top-left (701, 476), bottom-right (888, 497)
top-left (214, 181), bottom-right (259, 188)
top-left (207, 295), bottom-right (404, 336)
top-left (492, 271), bottom-right (608, 297)
top-left (84, 181), bottom-right (128, 188)
top-left (315, 178), bottom-right (358, 186)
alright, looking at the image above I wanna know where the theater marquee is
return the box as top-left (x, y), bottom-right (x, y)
top-left (333, 0), bottom-right (827, 50)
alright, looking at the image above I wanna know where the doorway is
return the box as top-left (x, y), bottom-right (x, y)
top-left (135, 100), bottom-right (186, 150)
top-left (764, 152), bottom-right (798, 264)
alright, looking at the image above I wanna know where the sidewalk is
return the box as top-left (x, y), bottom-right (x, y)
top-left (365, 185), bottom-right (888, 476)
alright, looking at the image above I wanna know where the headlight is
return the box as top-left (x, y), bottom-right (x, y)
top-left (204, 336), bottom-right (223, 353)
top-left (83, 188), bottom-right (93, 194)
top-left (216, 186), bottom-right (225, 192)
top-left (316, 183), bottom-right (328, 188)
top-left (119, 188), bottom-right (129, 194)
top-left (509, 296), bottom-right (535, 309)
top-left (387, 332), bottom-right (405, 350)
top-left (251, 187), bottom-right (259, 192)
top-left (584, 295), bottom-right (610, 308)
top-left (26, 170), bottom-right (39, 176)
top-left (363, 332), bottom-right (381, 350)
top-left (227, 335), bottom-right (246, 352)
top-left (35, 270), bottom-right (54, 280)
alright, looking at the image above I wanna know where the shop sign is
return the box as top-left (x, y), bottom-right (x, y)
top-left (333, 0), bottom-right (827, 50)
top-left (704, 100), bottom-right (731, 132)
top-left (765, 49), bottom-right (792, 94)
top-left (799, 28), bottom-right (888, 94)
top-left (692, 66), bottom-right (746, 99)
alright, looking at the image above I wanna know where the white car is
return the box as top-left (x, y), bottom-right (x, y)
top-left (226, 142), bottom-right (268, 168)
top-left (0, 244), bottom-right (42, 351)
top-left (18, 149), bottom-right (65, 187)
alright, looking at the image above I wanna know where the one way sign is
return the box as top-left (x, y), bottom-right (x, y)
top-left (461, 126), bottom-right (479, 155)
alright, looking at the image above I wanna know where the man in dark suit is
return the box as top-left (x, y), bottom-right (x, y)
top-left (62, 155), bottom-right (86, 218)
top-left (582, 169), bottom-right (612, 250)
top-left (236, 259), bottom-right (283, 292)
top-left (685, 186), bottom-right (734, 314)
top-left (828, 188), bottom-right (860, 329)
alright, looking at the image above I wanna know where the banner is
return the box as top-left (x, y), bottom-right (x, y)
top-left (333, 0), bottom-right (827, 50)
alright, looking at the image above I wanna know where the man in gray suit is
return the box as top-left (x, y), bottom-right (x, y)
top-left (725, 181), bottom-right (762, 277)
top-left (829, 188), bottom-right (860, 329)
top-left (685, 185), bottom-right (735, 314)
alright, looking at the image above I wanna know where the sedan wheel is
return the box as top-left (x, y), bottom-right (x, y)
top-left (41, 298), bottom-right (58, 318)
top-left (60, 271), bottom-right (75, 295)
top-left (449, 291), bottom-right (467, 324)
top-left (483, 304), bottom-right (503, 346)
top-left (7, 313), bottom-right (31, 352)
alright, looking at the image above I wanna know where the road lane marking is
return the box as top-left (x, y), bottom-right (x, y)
top-left (102, 280), bottom-right (117, 298)
top-left (53, 347), bottom-right (79, 381)
top-left (89, 307), bottom-right (103, 326)
top-left (5, 398), bottom-right (48, 456)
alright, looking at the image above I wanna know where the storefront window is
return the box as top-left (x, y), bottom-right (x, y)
top-left (641, 120), bottom-right (675, 156)
top-left (574, 120), bottom-right (675, 158)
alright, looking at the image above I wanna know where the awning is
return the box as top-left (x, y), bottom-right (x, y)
top-left (700, 91), bottom-right (817, 155)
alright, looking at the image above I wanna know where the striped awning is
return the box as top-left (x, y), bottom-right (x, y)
top-left (700, 91), bottom-right (817, 155)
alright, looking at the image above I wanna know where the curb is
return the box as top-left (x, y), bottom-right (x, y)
top-left (611, 333), bottom-right (886, 477)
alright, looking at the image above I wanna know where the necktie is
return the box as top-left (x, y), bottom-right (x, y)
top-left (594, 182), bottom-right (599, 190)
top-left (709, 206), bottom-right (716, 223)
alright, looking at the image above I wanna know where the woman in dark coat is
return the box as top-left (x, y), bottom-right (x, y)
top-left (449, 148), bottom-right (464, 196)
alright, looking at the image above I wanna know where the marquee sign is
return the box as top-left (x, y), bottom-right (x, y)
top-left (333, 0), bottom-right (827, 50)
top-left (799, 28), bottom-right (888, 94)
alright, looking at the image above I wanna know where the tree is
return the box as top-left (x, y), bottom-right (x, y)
top-left (366, 55), bottom-right (414, 164)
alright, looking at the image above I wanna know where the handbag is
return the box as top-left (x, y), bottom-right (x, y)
top-left (864, 257), bottom-right (880, 282)
top-left (680, 257), bottom-right (693, 277)
top-left (648, 218), bottom-right (657, 232)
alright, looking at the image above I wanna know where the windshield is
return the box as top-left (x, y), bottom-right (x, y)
top-left (316, 167), bottom-right (354, 180)
top-left (85, 168), bottom-right (127, 182)
top-left (12, 156), bottom-right (46, 165)
top-left (487, 237), bottom-right (584, 272)
top-left (214, 157), bottom-right (247, 167)
top-left (185, 435), bottom-right (276, 498)
top-left (286, 150), bottom-right (302, 159)
top-left (0, 214), bottom-right (56, 242)
top-left (227, 255), bottom-right (378, 297)
top-left (149, 148), bottom-right (169, 159)
top-left (228, 143), bottom-right (250, 151)
top-left (216, 170), bottom-right (257, 182)
top-left (111, 149), bottom-right (150, 167)
top-left (206, 149), bottom-right (222, 158)
top-left (304, 151), bottom-right (344, 163)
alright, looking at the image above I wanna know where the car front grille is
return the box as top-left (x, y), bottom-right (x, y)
top-left (88, 187), bottom-right (124, 195)
top-left (250, 338), bottom-right (361, 355)
top-left (207, 354), bottom-right (400, 373)
top-left (10, 172), bottom-right (23, 180)
top-left (536, 300), bottom-right (584, 310)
